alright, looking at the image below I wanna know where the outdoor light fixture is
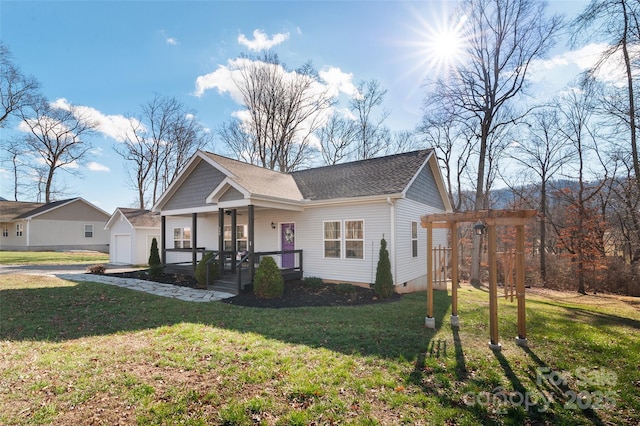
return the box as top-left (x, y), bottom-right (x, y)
top-left (474, 220), bottom-right (486, 235)
top-left (271, 222), bottom-right (276, 229)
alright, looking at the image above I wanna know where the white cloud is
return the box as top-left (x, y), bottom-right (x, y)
top-left (238, 29), bottom-right (289, 51)
top-left (87, 162), bottom-right (110, 172)
top-left (50, 98), bottom-right (141, 142)
top-left (194, 57), bottom-right (252, 99)
top-left (319, 67), bottom-right (357, 98)
top-left (161, 30), bottom-right (178, 46)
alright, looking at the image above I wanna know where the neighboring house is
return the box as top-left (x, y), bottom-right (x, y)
top-left (0, 198), bottom-right (110, 252)
top-left (105, 208), bottom-right (161, 265)
top-left (152, 149), bottom-right (452, 293)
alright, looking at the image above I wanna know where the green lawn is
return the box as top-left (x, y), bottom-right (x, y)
top-left (0, 251), bottom-right (109, 265)
top-left (0, 274), bottom-right (638, 425)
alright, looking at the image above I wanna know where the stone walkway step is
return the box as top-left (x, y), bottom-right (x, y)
top-left (56, 273), bottom-right (235, 303)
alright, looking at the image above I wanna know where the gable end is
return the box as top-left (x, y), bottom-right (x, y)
top-left (406, 163), bottom-right (445, 209)
top-left (163, 160), bottom-right (226, 210)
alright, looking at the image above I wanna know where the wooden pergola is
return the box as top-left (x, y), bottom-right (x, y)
top-left (421, 209), bottom-right (538, 350)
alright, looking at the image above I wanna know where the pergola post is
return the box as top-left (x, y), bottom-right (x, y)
top-left (515, 224), bottom-right (528, 346)
top-left (450, 222), bottom-right (459, 327)
top-left (425, 221), bottom-right (435, 329)
top-left (487, 219), bottom-right (501, 350)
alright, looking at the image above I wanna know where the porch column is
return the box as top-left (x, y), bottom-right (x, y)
top-left (192, 213), bottom-right (198, 270)
top-left (248, 205), bottom-right (255, 286)
top-left (218, 208), bottom-right (225, 276)
top-left (231, 209), bottom-right (237, 273)
top-left (161, 215), bottom-right (166, 265)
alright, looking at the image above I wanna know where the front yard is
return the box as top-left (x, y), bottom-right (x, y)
top-left (0, 272), bottom-right (638, 425)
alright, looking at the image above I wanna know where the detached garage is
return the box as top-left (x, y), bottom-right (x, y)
top-left (105, 208), bottom-right (161, 265)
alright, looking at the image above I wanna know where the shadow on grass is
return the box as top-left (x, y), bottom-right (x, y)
top-left (0, 281), bottom-right (451, 361)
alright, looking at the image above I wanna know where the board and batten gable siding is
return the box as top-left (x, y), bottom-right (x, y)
top-left (405, 163), bottom-right (445, 210)
top-left (394, 198), bottom-right (447, 293)
top-left (291, 201), bottom-right (392, 286)
top-left (163, 161), bottom-right (226, 211)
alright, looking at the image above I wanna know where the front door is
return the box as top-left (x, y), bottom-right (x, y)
top-left (280, 223), bottom-right (295, 269)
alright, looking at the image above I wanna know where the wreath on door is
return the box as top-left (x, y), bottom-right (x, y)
top-left (284, 227), bottom-right (295, 243)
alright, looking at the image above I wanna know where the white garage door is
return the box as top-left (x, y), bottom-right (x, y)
top-left (114, 235), bottom-right (132, 264)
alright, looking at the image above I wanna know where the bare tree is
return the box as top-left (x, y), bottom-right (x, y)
top-left (114, 117), bottom-right (154, 209)
top-left (317, 114), bottom-right (357, 165)
top-left (18, 97), bottom-right (97, 203)
top-left (219, 53), bottom-right (334, 172)
top-left (424, 0), bottom-right (562, 284)
top-left (506, 106), bottom-right (575, 286)
top-left (418, 110), bottom-right (474, 211)
top-left (0, 43), bottom-right (40, 127)
top-left (115, 94), bottom-right (211, 208)
top-left (350, 79), bottom-right (391, 160)
top-left (572, 0), bottom-right (640, 189)
top-left (4, 138), bottom-right (27, 201)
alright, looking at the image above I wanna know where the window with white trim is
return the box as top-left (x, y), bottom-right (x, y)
top-left (2, 225), bottom-right (8, 237)
top-left (224, 225), bottom-right (248, 252)
top-left (16, 223), bottom-right (23, 237)
top-left (345, 220), bottom-right (364, 259)
top-left (411, 221), bottom-right (418, 258)
top-left (84, 224), bottom-right (94, 238)
top-left (323, 221), bottom-right (341, 258)
top-left (173, 227), bottom-right (191, 249)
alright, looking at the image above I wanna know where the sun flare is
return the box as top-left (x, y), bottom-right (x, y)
top-left (424, 14), bottom-right (468, 75)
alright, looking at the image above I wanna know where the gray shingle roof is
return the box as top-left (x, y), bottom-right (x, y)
top-left (0, 199), bottom-right (76, 221)
top-left (291, 150), bottom-right (433, 200)
top-left (202, 152), bottom-right (303, 201)
top-left (119, 208), bottom-right (161, 228)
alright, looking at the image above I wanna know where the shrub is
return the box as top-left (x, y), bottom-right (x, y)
top-left (335, 283), bottom-right (355, 295)
top-left (148, 237), bottom-right (162, 280)
top-left (87, 264), bottom-right (105, 274)
top-left (195, 252), bottom-right (219, 288)
top-left (374, 236), bottom-right (394, 299)
top-left (304, 276), bottom-right (324, 288)
top-left (254, 256), bottom-right (284, 299)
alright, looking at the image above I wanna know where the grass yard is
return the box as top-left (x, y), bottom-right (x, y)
top-left (0, 251), bottom-right (109, 265)
top-left (0, 274), bottom-right (638, 425)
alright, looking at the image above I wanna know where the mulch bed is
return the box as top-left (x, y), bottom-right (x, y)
top-left (102, 270), bottom-right (401, 308)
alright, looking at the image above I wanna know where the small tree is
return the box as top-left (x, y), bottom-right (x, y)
top-left (195, 252), bottom-right (219, 289)
top-left (148, 237), bottom-right (162, 280)
top-left (374, 236), bottom-right (394, 299)
top-left (254, 256), bottom-right (284, 299)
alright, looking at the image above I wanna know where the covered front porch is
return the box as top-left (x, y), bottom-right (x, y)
top-left (160, 205), bottom-right (303, 293)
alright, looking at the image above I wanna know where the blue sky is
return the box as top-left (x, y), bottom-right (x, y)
top-left (0, 0), bottom-right (599, 214)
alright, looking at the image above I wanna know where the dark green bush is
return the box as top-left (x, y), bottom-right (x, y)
top-left (254, 256), bottom-right (284, 299)
top-left (148, 238), bottom-right (162, 280)
top-left (195, 252), bottom-right (219, 288)
top-left (304, 276), bottom-right (324, 288)
top-left (374, 236), bottom-right (394, 299)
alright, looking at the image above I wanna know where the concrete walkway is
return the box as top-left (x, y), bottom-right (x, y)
top-left (0, 264), bottom-right (235, 303)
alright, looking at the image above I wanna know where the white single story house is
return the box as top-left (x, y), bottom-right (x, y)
top-left (105, 208), bottom-right (161, 265)
top-left (152, 149), bottom-right (452, 293)
top-left (0, 198), bottom-right (110, 252)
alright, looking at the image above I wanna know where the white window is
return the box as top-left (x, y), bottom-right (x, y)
top-left (1, 225), bottom-right (8, 237)
top-left (411, 221), bottom-right (418, 258)
top-left (84, 224), bottom-right (94, 238)
top-left (16, 223), bottom-right (23, 237)
top-left (345, 220), bottom-right (364, 259)
top-left (224, 225), bottom-right (248, 252)
top-left (323, 221), bottom-right (341, 258)
top-left (323, 220), bottom-right (365, 259)
top-left (173, 227), bottom-right (191, 249)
